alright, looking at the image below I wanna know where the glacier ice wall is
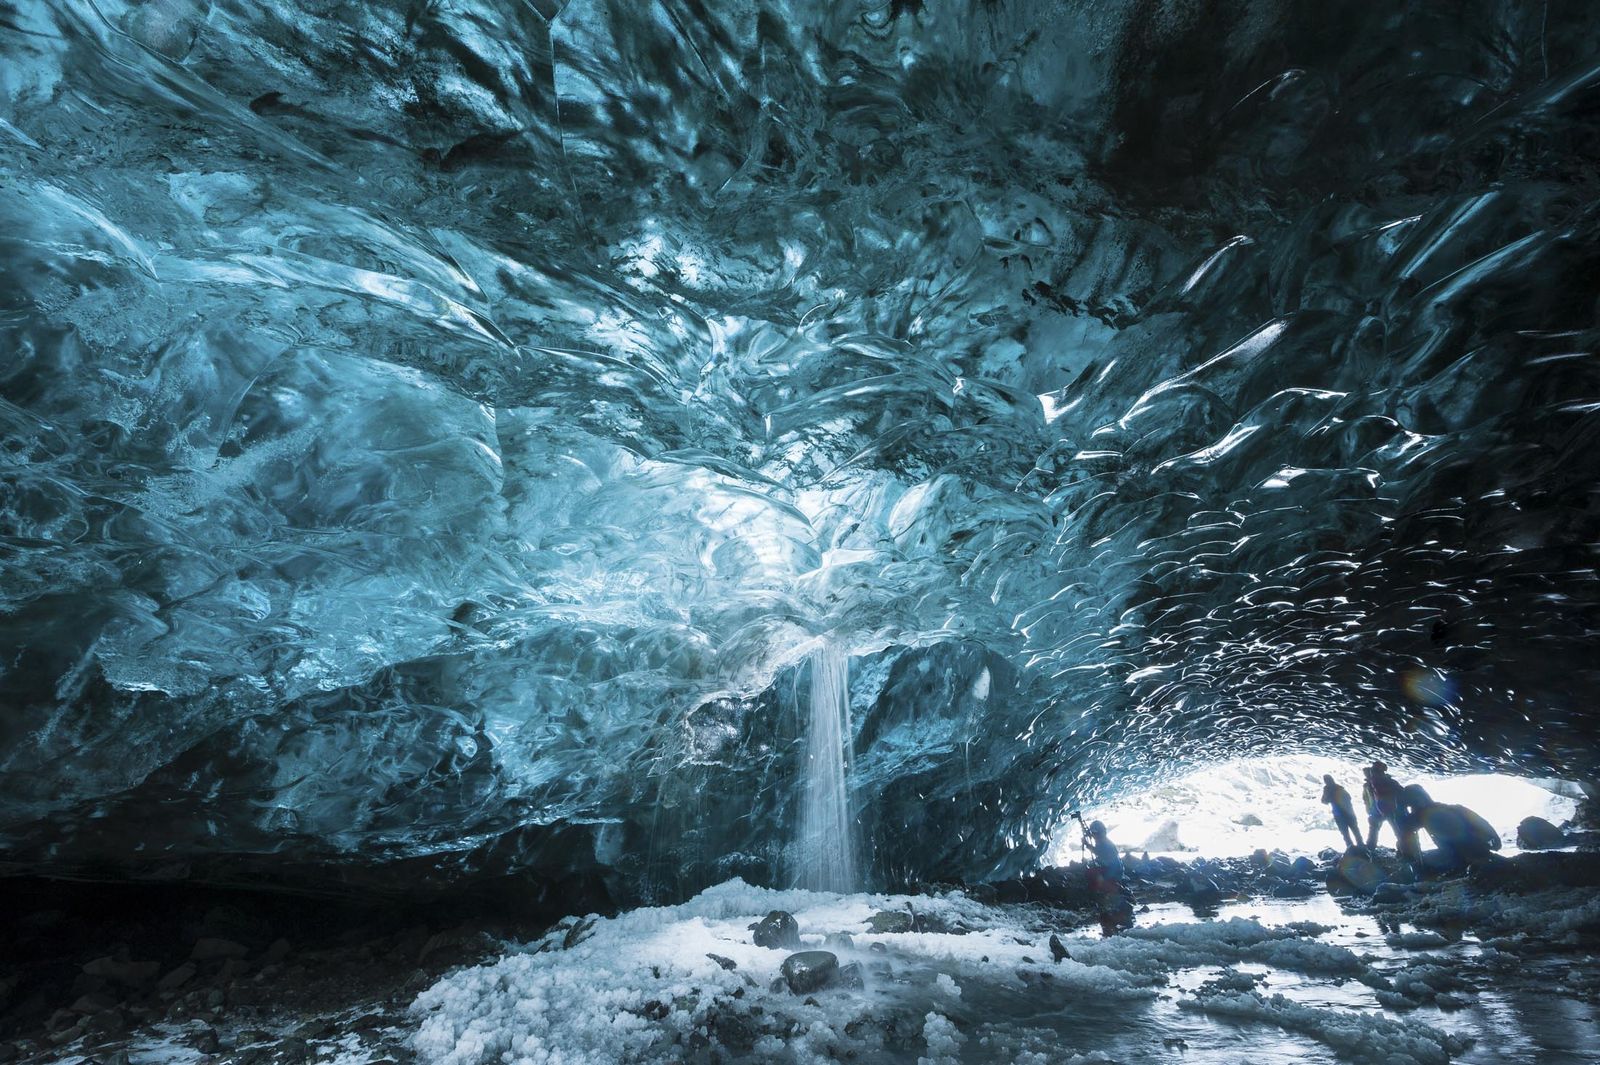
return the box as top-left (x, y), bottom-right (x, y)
top-left (2, 0), bottom-right (1599, 897)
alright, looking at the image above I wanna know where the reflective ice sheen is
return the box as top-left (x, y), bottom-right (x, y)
top-left (2, 1), bottom-right (1599, 892)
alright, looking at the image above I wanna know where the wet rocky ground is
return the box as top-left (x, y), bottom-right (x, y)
top-left (4, 842), bottom-right (1599, 1065)
top-left (0, 879), bottom-right (538, 1065)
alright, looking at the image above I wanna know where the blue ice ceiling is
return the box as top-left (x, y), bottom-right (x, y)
top-left (2, 0), bottom-right (1598, 898)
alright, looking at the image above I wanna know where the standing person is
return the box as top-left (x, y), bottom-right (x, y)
top-left (1321, 774), bottom-right (1363, 852)
top-left (1363, 761), bottom-right (1403, 850)
top-left (1361, 767), bottom-right (1382, 847)
top-left (1083, 819), bottom-right (1135, 937)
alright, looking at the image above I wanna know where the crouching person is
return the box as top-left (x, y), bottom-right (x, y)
top-left (1408, 787), bottom-right (1502, 871)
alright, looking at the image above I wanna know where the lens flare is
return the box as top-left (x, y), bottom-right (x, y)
top-left (1402, 669), bottom-right (1457, 707)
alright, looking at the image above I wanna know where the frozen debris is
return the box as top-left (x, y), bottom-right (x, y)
top-left (410, 879), bottom-right (1162, 1064)
top-left (1080, 915), bottom-right (1368, 978)
top-left (1197, 966), bottom-right (1259, 993)
top-left (1181, 989), bottom-right (1474, 1065)
top-left (1375, 961), bottom-right (1475, 1010)
top-left (916, 1012), bottom-right (963, 1065)
top-left (412, 878), bottom-right (1558, 1065)
top-left (1386, 930), bottom-right (1451, 950)
top-left (1403, 885), bottom-right (1600, 941)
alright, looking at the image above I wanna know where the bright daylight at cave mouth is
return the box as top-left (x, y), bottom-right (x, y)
top-left (3, 2), bottom-right (1600, 1064)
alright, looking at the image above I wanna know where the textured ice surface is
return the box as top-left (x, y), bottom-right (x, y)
top-left (408, 881), bottom-right (1518, 1065)
top-left (3, 1), bottom-right (1600, 891)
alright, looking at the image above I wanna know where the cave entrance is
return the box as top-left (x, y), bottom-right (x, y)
top-left (1046, 755), bottom-right (1582, 864)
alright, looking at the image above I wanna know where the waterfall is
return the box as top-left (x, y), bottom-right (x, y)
top-left (794, 645), bottom-right (857, 893)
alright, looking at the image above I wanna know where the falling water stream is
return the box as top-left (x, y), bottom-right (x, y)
top-left (795, 646), bottom-right (857, 892)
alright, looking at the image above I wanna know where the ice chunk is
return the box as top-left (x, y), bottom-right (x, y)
top-left (1180, 989), bottom-right (1473, 1064)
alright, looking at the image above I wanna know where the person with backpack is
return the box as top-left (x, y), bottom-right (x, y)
top-left (1363, 761), bottom-right (1404, 850)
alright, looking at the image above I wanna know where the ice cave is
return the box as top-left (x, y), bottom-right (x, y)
top-left (3, 0), bottom-right (1600, 1062)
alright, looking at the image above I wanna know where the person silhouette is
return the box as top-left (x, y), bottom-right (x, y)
top-left (1321, 774), bottom-right (1363, 852)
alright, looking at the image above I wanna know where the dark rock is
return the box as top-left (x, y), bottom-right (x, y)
top-left (990, 879), bottom-right (1029, 903)
top-left (823, 932), bottom-right (855, 950)
top-left (83, 956), bottom-right (161, 988)
top-left (295, 1017), bottom-right (336, 1039)
top-left (1372, 883), bottom-right (1411, 904)
top-left (193, 1028), bottom-right (221, 1053)
top-left (190, 938), bottom-right (249, 962)
top-left (1270, 882), bottom-right (1316, 899)
top-left (1023, 867), bottom-right (1081, 905)
top-left (88, 1007), bottom-right (127, 1035)
top-left (48, 1020), bottom-right (85, 1046)
top-left (263, 938), bottom-right (292, 964)
top-left (706, 953), bottom-right (738, 971)
top-left (780, 951), bottom-right (838, 994)
top-left (218, 958), bottom-right (251, 983)
top-left (72, 972), bottom-right (108, 997)
top-left (1334, 854), bottom-right (1386, 894)
top-left (200, 904), bottom-right (266, 943)
top-left (1235, 813), bottom-right (1264, 827)
top-left (865, 911), bottom-right (913, 934)
top-left (562, 917), bottom-right (597, 950)
top-left (751, 911), bottom-right (800, 949)
top-left (1518, 816), bottom-right (1568, 850)
top-left (1048, 934), bottom-right (1069, 964)
top-left (837, 961), bottom-right (864, 988)
top-left (708, 1007), bottom-right (758, 1051)
top-left (868, 941), bottom-right (888, 954)
top-left (70, 992), bottom-right (117, 1014)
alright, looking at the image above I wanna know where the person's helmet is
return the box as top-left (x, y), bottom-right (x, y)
top-left (1371, 760), bottom-right (1387, 774)
top-left (1089, 820), bottom-right (1107, 837)
top-left (1323, 774), bottom-right (1335, 784)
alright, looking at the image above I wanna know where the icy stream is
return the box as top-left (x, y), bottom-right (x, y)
top-left (408, 881), bottom-right (1600, 1065)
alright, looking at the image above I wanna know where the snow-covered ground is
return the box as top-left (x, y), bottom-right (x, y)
top-left (1045, 756), bottom-right (1581, 863)
top-left (408, 877), bottom-right (1600, 1065)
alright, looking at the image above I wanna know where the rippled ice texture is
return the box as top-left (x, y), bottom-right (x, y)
top-left (3, 1), bottom-right (1600, 892)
